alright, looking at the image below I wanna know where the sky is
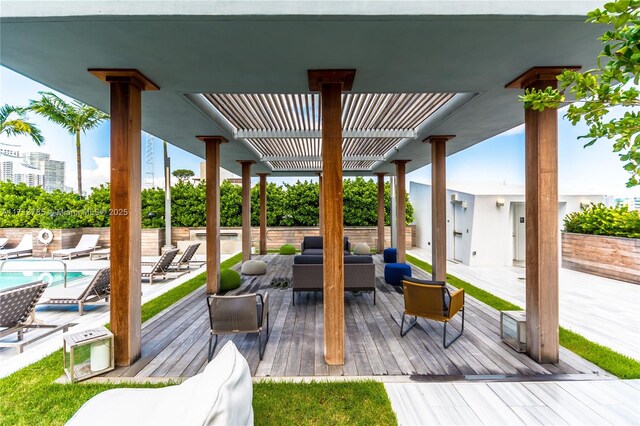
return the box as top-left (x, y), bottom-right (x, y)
top-left (1, 66), bottom-right (638, 198)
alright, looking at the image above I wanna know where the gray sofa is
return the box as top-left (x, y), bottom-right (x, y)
top-left (300, 236), bottom-right (351, 255)
top-left (291, 254), bottom-right (376, 304)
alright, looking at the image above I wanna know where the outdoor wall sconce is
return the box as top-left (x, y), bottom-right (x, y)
top-left (496, 198), bottom-right (505, 207)
top-left (580, 201), bottom-right (591, 209)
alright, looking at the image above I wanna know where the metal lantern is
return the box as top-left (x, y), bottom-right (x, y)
top-left (500, 310), bottom-right (527, 353)
top-left (63, 327), bottom-right (114, 383)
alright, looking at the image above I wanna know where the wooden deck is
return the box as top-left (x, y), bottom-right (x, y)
top-left (107, 254), bottom-right (610, 379)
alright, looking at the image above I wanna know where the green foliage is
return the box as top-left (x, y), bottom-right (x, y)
top-left (279, 244), bottom-right (296, 255)
top-left (171, 181), bottom-right (207, 227)
top-left (564, 202), bottom-right (640, 237)
top-left (172, 169), bottom-right (195, 181)
top-left (251, 182), bottom-right (286, 226)
top-left (0, 104), bottom-right (44, 145)
top-left (281, 180), bottom-right (319, 226)
top-left (520, 0), bottom-right (640, 186)
top-left (0, 178), bottom-right (414, 229)
top-left (220, 268), bottom-right (242, 291)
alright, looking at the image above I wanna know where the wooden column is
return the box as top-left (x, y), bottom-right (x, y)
top-left (257, 173), bottom-right (269, 255)
top-left (392, 161), bottom-right (410, 263)
top-left (89, 69), bottom-right (158, 366)
top-left (198, 136), bottom-right (227, 294)
top-left (375, 173), bottom-right (386, 253)
top-left (238, 160), bottom-right (255, 263)
top-left (309, 69), bottom-right (355, 365)
top-left (424, 135), bottom-right (454, 282)
top-left (316, 172), bottom-right (323, 234)
top-left (507, 67), bottom-right (578, 363)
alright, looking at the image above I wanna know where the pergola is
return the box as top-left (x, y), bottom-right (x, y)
top-left (1, 0), bottom-right (604, 368)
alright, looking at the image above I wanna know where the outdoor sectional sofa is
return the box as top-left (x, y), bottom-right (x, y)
top-left (291, 254), bottom-right (376, 305)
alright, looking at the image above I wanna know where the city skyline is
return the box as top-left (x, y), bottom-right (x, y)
top-left (1, 66), bottom-right (638, 198)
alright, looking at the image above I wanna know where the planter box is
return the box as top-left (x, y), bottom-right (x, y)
top-left (562, 232), bottom-right (640, 284)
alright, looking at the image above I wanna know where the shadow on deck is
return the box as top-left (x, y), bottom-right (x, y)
top-left (106, 254), bottom-right (610, 380)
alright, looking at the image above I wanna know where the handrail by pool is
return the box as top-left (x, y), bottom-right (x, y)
top-left (0, 258), bottom-right (68, 287)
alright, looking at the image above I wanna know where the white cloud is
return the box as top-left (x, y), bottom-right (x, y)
top-left (82, 157), bottom-right (111, 192)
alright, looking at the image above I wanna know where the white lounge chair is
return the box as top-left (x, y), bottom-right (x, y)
top-left (0, 238), bottom-right (8, 249)
top-left (141, 248), bottom-right (180, 284)
top-left (52, 234), bottom-right (100, 260)
top-left (0, 234), bottom-right (33, 260)
top-left (67, 341), bottom-right (254, 426)
top-left (0, 281), bottom-right (69, 353)
top-left (39, 267), bottom-right (110, 315)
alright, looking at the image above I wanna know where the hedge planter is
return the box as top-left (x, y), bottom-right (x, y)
top-left (562, 232), bottom-right (640, 284)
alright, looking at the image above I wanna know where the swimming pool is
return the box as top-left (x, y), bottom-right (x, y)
top-left (0, 271), bottom-right (88, 291)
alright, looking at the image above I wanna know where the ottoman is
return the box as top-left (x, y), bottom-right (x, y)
top-left (383, 248), bottom-right (397, 263)
top-left (384, 263), bottom-right (412, 286)
top-left (241, 259), bottom-right (267, 275)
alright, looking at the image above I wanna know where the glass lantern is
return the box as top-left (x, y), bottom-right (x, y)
top-left (63, 327), bottom-right (114, 383)
top-left (500, 310), bottom-right (527, 353)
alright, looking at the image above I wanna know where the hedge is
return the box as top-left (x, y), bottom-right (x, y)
top-left (564, 203), bottom-right (640, 238)
top-left (0, 178), bottom-right (413, 229)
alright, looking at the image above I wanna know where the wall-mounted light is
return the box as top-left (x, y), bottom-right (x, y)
top-left (461, 201), bottom-right (468, 209)
top-left (580, 200), bottom-right (591, 209)
top-left (496, 198), bottom-right (505, 207)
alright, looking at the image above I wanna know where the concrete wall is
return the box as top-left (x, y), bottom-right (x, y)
top-left (410, 181), bottom-right (604, 267)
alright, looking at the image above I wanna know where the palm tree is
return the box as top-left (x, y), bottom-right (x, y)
top-left (29, 92), bottom-right (109, 195)
top-left (0, 104), bottom-right (44, 145)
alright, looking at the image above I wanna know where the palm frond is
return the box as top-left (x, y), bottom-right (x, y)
top-left (0, 104), bottom-right (45, 145)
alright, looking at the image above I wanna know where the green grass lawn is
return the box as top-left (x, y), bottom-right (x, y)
top-left (406, 254), bottom-right (640, 379)
top-left (0, 252), bottom-right (397, 425)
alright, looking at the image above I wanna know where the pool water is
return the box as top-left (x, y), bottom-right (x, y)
top-left (0, 271), bottom-right (88, 291)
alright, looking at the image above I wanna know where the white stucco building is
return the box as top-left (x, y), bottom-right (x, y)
top-left (410, 181), bottom-right (604, 267)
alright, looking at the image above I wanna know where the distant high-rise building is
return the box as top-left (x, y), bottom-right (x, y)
top-left (0, 143), bottom-right (66, 192)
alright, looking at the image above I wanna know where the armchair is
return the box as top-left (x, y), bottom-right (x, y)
top-left (400, 278), bottom-right (465, 348)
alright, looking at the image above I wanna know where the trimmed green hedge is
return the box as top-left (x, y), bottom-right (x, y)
top-left (0, 178), bottom-right (414, 229)
top-left (564, 203), bottom-right (640, 238)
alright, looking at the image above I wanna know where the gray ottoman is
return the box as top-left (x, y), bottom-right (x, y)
top-left (241, 259), bottom-right (267, 275)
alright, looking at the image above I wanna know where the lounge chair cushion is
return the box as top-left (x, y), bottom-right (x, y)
top-left (301, 248), bottom-right (323, 256)
top-left (241, 260), bottom-right (267, 275)
top-left (42, 285), bottom-right (86, 300)
top-left (353, 243), bottom-right (371, 255)
top-left (67, 341), bottom-right (254, 426)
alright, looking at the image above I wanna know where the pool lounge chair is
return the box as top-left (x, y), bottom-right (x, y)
top-left (52, 234), bottom-right (100, 260)
top-left (0, 234), bottom-right (33, 260)
top-left (0, 238), bottom-right (8, 249)
top-left (0, 281), bottom-right (69, 353)
top-left (141, 248), bottom-right (180, 284)
top-left (39, 267), bottom-right (110, 315)
top-left (169, 243), bottom-right (202, 271)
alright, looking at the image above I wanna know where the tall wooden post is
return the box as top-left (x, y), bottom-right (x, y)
top-left (424, 136), bottom-right (454, 282)
top-left (257, 173), bottom-right (269, 255)
top-left (507, 67), bottom-right (578, 363)
top-left (375, 173), bottom-right (386, 253)
top-left (316, 172), bottom-right (323, 234)
top-left (89, 69), bottom-right (158, 366)
top-left (198, 136), bottom-right (227, 294)
top-left (238, 161), bottom-right (255, 263)
top-left (392, 161), bottom-right (410, 263)
top-left (309, 69), bottom-right (355, 365)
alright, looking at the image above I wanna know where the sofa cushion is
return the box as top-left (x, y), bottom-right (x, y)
top-left (344, 255), bottom-right (373, 264)
top-left (301, 248), bottom-right (324, 256)
top-left (294, 255), bottom-right (324, 264)
top-left (67, 341), bottom-right (254, 426)
top-left (302, 236), bottom-right (323, 249)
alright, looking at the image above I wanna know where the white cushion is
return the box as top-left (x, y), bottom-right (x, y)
top-left (353, 243), bottom-right (371, 255)
top-left (67, 341), bottom-right (254, 426)
top-left (241, 260), bottom-right (267, 275)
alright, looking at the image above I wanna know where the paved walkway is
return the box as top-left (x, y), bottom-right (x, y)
top-left (0, 252), bottom-right (233, 378)
top-left (386, 379), bottom-right (640, 425)
top-left (408, 248), bottom-right (640, 361)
